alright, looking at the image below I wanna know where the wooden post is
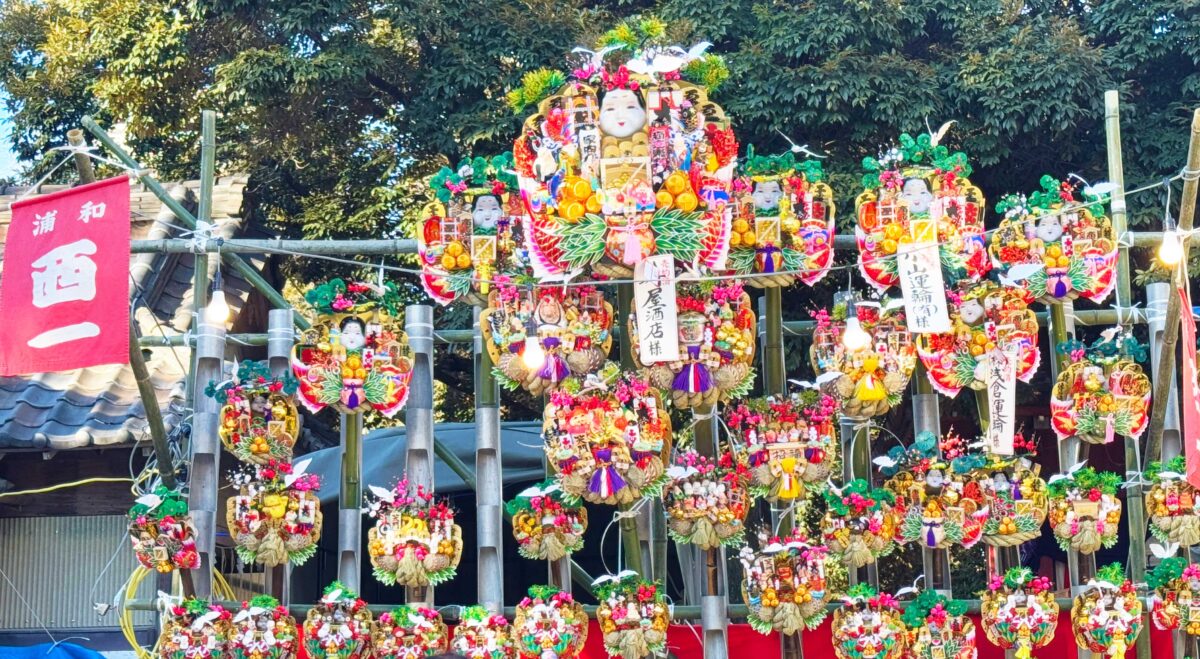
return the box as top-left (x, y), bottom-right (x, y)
top-left (474, 307), bottom-right (504, 614)
top-left (266, 308), bottom-right (294, 602)
top-left (1146, 107), bottom-right (1200, 465)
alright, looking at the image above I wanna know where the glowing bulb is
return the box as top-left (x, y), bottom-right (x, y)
top-left (206, 289), bottom-right (231, 324)
top-left (842, 316), bottom-right (871, 351)
top-left (522, 336), bottom-right (546, 370)
top-left (1159, 230), bottom-right (1184, 266)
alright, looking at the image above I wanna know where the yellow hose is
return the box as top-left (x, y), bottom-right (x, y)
top-left (119, 566), bottom-right (240, 657)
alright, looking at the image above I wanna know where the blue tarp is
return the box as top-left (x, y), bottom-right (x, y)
top-left (0, 643), bottom-right (105, 659)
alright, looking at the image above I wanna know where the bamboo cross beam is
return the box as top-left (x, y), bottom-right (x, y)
top-left (80, 116), bottom-right (310, 329)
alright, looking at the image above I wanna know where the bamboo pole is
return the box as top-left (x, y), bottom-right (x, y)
top-left (338, 413), bottom-right (364, 591)
top-left (123, 232), bottom-right (1174, 255)
top-left (138, 307), bottom-right (1151, 349)
top-left (190, 310), bottom-right (226, 599)
top-left (266, 308), bottom-right (294, 603)
top-left (615, 284), bottom-right (646, 578)
top-left (915, 366), bottom-right (951, 594)
top-left (1146, 108), bottom-right (1200, 468)
top-left (406, 305), bottom-right (436, 606)
top-left (694, 401), bottom-right (729, 659)
top-left (66, 129), bottom-right (96, 183)
top-left (429, 438), bottom-right (598, 595)
top-left (79, 116), bottom-right (309, 329)
top-left (1105, 100), bottom-right (1150, 659)
top-left (474, 308), bottom-right (505, 614)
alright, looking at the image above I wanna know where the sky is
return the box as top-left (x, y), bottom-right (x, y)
top-left (0, 91), bottom-right (22, 180)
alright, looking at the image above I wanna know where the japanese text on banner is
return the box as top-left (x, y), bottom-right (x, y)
top-left (634, 254), bottom-right (679, 364)
top-left (0, 176), bottom-right (131, 375)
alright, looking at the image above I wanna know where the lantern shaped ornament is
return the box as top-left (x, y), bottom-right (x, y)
top-left (899, 590), bottom-right (976, 659)
top-left (512, 586), bottom-right (590, 659)
top-left (303, 583), bottom-right (374, 659)
top-left (726, 148), bottom-right (836, 287)
top-left (630, 281), bottom-right (757, 410)
top-left (738, 528), bottom-right (830, 635)
top-left (1047, 466), bottom-right (1123, 554)
top-left (365, 477), bottom-right (463, 587)
top-left (662, 449), bottom-right (753, 549)
top-left (418, 154), bottom-right (527, 306)
top-left (510, 22), bottom-right (738, 279)
top-left (450, 606), bottom-right (516, 659)
top-left (543, 371), bottom-right (672, 505)
top-left (1149, 557), bottom-right (1200, 636)
top-left (291, 279), bottom-right (413, 416)
top-left (973, 437), bottom-right (1048, 547)
top-left (207, 360), bottom-right (300, 464)
top-left (879, 432), bottom-right (988, 549)
top-left (506, 480), bottom-right (588, 561)
top-left (725, 390), bottom-right (838, 503)
top-left (980, 568), bottom-right (1059, 659)
top-left (128, 486), bottom-right (199, 573)
top-left (916, 282), bottom-right (1041, 397)
top-left (481, 283), bottom-right (614, 396)
top-left (831, 585), bottom-right (907, 659)
top-left (855, 132), bottom-right (989, 293)
top-left (810, 297), bottom-right (916, 419)
top-left (228, 595), bottom-right (300, 659)
top-left (157, 598), bottom-right (231, 659)
top-left (819, 479), bottom-right (899, 568)
top-left (372, 605), bottom-right (451, 659)
top-left (989, 175), bottom-right (1119, 304)
top-left (1071, 564), bottom-right (1144, 659)
top-left (1146, 456), bottom-right (1200, 546)
top-left (594, 572), bottom-right (670, 659)
top-left (226, 459), bottom-right (323, 567)
top-left (1051, 335), bottom-right (1151, 444)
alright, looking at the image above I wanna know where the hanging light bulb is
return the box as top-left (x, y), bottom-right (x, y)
top-left (841, 299), bottom-right (871, 351)
top-left (206, 269), bottom-right (231, 323)
top-left (1159, 222), bottom-right (1184, 266)
top-left (522, 335), bottom-right (546, 370)
top-left (521, 316), bottom-right (545, 370)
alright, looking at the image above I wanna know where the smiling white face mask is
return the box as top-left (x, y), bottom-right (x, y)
top-left (598, 88), bottom-right (646, 139)
top-left (901, 178), bottom-right (933, 214)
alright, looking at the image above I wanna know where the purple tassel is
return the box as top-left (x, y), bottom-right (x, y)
top-left (673, 345), bottom-right (712, 394)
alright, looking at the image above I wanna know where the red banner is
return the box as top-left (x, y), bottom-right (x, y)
top-left (0, 176), bottom-right (131, 375)
top-left (1181, 283), bottom-right (1200, 489)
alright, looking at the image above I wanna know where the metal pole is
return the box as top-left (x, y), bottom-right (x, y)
top-left (338, 413), bottom-right (364, 592)
top-left (266, 308), bottom-right (294, 603)
top-left (190, 310), bottom-right (226, 598)
top-left (79, 116), bottom-right (309, 329)
top-left (474, 308), bottom-right (504, 614)
top-left (406, 305), bottom-right (436, 606)
top-left (1146, 108), bottom-right (1200, 466)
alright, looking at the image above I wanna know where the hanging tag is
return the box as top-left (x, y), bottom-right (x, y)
top-left (634, 254), bottom-right (679, 364)
top-left (983, 345), bottom-right (1018, 456)
top-left (898, 218), bottom-right (951, 333)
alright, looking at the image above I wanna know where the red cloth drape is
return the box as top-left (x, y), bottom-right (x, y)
top-left (295, 612), bottom-right (1176, 658)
